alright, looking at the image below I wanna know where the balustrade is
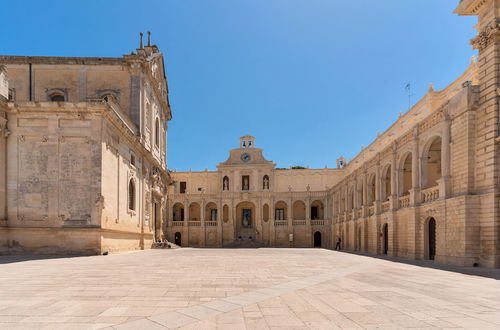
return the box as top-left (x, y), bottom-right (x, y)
top-left (421, 186), bottom-right (439, 203)
top-left (399, 195), bottom-right (410, 208)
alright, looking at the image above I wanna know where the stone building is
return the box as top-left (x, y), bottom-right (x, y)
top-left (0, 35), bottom-right (172, 254)
top-left (166, 136), bottom-right (344, 248)
top-left (165, 1), bottom-right (500, 268)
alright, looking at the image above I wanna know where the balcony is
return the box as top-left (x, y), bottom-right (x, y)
top-left (381, 201), bottom-right (390, 213)
top-left (368, 205), bottom-right (375, 216)
top-left (421, 186), bottom-right (439, 204)
top-left (205, 221), bottom-right (217, 227)
top-left (274, 220), bottom-right (288, 226)
top-left (311, 219), bottom-right (327, 226)
top-left (172, 221), bottom-right (184, 227)
top-left (292, 220), bottom-right (306, 226)
top-left (188, 221), bottom-right (201, 227)
top-left (399, 195), bottom-right (410, 208)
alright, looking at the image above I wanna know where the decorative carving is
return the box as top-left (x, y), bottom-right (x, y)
top-left (18, 135), bottom-right (25, 142)
top-left (471, 19), bottom-right (500, 51)
top-left (18, 215), bottom-right (25, 221)
top-left (41, 136), bottom-right (48, 143)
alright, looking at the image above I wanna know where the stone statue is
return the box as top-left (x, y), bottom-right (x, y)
top-left (263, 176), bottom-right (269, 190)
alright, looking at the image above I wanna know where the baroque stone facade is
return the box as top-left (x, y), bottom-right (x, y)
top-left (165, 1), bottom-right (500, 268)
top-left (0, 37), bottom-right (172, 254)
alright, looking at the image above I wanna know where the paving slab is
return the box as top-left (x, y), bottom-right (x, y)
top-left (0, 248), bottom-right (499, 329)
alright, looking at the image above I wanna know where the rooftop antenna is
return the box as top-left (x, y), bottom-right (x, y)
top-left (405, 83), bottom-right (414, 111)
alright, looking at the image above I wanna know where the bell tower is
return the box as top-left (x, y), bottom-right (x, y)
top-left (240, 135), bottom-right (255, 149)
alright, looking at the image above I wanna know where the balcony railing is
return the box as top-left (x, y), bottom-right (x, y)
top-left (381, 201), bottom-right (390, 212)
top-left (292, 220), bottom-right (306, 226)
top-left (274, 220), bottom-right (288, 226)
top-left (205, 221), bottom-right (217, 227)
top-left (188, 221), bottom-right (201, 227)
top-left (172, 221), bottom-right (184, 227)
top-left (421, 186), bottom-right (439, 204)
top-left (311, 219), bottom-right (326, 226)
top-left (399, 195), bottom-right (410, 208)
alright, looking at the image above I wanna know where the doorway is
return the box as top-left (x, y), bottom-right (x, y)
top-left (311, 206), bottom-right (318, 220)
top-left (314, 231), bottom-right (322, 247)
top-left (382, 223), bottom-right (388, 255)
top-left (428, 217), bottom-right (436, 260)
top-left (174, 232), bottom-right (181, 246)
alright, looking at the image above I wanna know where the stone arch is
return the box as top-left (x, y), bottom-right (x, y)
top-left (424, 217), bottom-right (437, 260)
top-left (128, 178), bottom-right (136, 211)
top-left (367, 173), bottom-right (376, 205)
top-left (381, 164), bottom-right (392, 201)
top-left (172, 202), bottom-right (184, 221)
top-left (399, 151), bottom-right (413, 196)
top-left (314, 231), bottom-right (322, 247)
top-left (292, 200), bottom-right (306, 220)
top-left (382, 223), bottom-right (389, 255)
top-left (236, 201), bottom-right (256, 228)
top-left (357, 179), bottom-right (364, 208)
top-left (205, 202), bottom-right (218, 221)
top-left (274, 200), bottom-right (288, 220)
top-left (189, 202), bottom-right (201, 221)
top-left (311, 200), bottom-right (324, 220)
top-left (348, 187), bottom-right (355, 211)
top-left (421, 136), bottom-right (442, 189)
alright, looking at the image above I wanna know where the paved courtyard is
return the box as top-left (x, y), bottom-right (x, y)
top-left (0, 249), bottom-right (499, 329)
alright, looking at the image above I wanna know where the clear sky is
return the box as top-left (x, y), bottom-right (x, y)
top-left (0, 1), bottom-right (477, 171)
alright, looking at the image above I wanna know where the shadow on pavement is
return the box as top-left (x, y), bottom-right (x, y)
top-left (335, 249), bottom-right (500, 281)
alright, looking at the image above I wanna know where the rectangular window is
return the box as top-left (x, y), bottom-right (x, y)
top-left (210, 209), bottom-right (217, 221)
top-left (180, 181), bottom-right (186, 194)
top-left (242, 175), bottom-right (249, 191)
top-left (275, 208), bottom-right (285, 220)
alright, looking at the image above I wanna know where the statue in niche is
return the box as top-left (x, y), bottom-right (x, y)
top-left (243, 176), bottom-right (249, 190)
top-left (223, 176), bottom-right (229, 191)
top-left (263, 176), bottom-right (269, 190)
top-left (242, 209), bottom-right (251, 227)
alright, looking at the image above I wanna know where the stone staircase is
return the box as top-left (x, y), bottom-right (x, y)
top-left (222, 240), bottom-right (266, 249)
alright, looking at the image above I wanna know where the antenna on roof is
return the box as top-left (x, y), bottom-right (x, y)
top-left (405, 83), bottom-right (414, 111)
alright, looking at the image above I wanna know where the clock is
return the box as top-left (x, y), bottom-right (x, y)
top-left (241, 153), bottom-right (251, 162)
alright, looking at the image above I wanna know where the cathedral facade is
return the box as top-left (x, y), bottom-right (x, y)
top-left (0, 36), bottom-right (171, 254)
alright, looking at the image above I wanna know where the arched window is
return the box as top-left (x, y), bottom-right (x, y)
top-left (154, 118), bottom-right (160, 147)
top-left (223, 176), bottom-right (229, 191)
top-left (128, 179), bottom-right (136, 211)
top-left (50, 93), bottom-right (65, 102)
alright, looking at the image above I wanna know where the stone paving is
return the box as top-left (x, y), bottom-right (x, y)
top-left (0, 249), bottom-right (499, 329)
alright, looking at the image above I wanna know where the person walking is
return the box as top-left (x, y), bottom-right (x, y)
top-left (335, 236), bottom-right (342, 250)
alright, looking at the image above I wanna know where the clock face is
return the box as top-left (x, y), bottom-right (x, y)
top-left (241, 153), bottom-right (251, 162)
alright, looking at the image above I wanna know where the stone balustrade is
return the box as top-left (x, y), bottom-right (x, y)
top-left (205, 221), bottom-right (217, 227)
top-left (293, 220), bottom-right (306, 226)
top-left (188, 221), bottom-right (201, 227)
top-left (274, 220), bottom-right (288, 226)
top-left (399, 195), bottom-right (410, 208)
top-left (421, 186), bottom-right (439, 204)
top-left (311, 220), bottom-right (326, 226)
top-left (381, 201), bottom-right (390, 212)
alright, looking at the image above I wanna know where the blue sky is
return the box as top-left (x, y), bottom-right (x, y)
top-left (0, 1), bottom-right (476, 171)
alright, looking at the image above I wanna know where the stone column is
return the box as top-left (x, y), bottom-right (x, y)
top-left (0, 115), bottom-right (7, 222)
top-left (410, 135), bottom-right (420, 206)
top-left (391, 152), bottom-right (397, 210)
top-left (200, 200), bottom-right (206, 247)
top-left (270, 199), bottom-right (276, 246)
top-left (438, 118), bottom-right (452, 198)
top-left (184, 199), bottom-right (190, 246)
top-left (217, 199), bottom-right (223, 247)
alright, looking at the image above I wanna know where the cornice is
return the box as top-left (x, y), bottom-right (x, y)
top-left (454, 0), bottom-right (489, 16)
